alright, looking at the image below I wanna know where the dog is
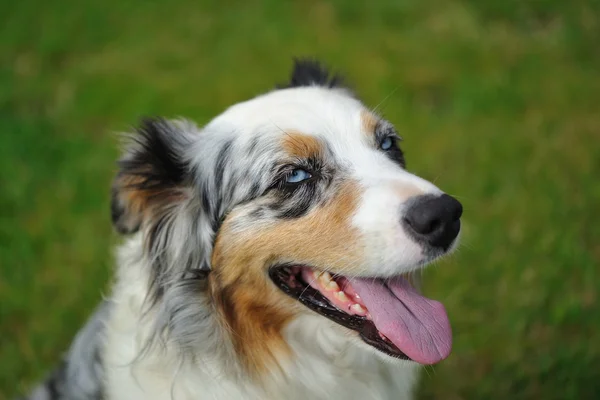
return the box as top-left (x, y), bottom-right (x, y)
top-left (23, 59), bottom-right (462, 400)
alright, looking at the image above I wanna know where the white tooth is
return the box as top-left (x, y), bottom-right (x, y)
top-left (326, 281), bottom-right (340, 291)
top-left (351, 304), bottom-right (367, 314)
top-left (335, 291), bottom-right (350, 302)
top-left (320, 271), bottom-right (332, 281)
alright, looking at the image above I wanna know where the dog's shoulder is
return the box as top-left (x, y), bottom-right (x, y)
top-left (22, 302), bottom-right (109, 400)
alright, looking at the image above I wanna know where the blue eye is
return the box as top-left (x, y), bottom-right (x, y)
top-left (380, 137), bottom-right (394, 150)
top-left (286, 168), bottom-right (312, 184)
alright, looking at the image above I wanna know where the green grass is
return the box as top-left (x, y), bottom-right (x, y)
top-left (1, 0), bottom-right (599, 398)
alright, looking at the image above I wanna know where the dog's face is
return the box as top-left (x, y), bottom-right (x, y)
top-left (111, 60), bottom-right (461, 377)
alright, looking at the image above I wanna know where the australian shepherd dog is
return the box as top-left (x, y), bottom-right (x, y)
top-left (23, 59), bottom-right (462, 400)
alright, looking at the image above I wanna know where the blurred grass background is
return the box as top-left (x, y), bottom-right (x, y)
top-left (1, 0), bottom-right (599, 398)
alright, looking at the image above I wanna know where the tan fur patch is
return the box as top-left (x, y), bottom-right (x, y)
top-left (209, 269), bottom-right (295, 380)
top-left (281, 131), bottom-right (323, 159)
top-left (210, 181), bottom-right (363, 379)
top-left (116, 173), bottom-right (150, 216)
top-left (113, 172), bottom-right (187, 233)
top-left (394, 184), bottom-right (425, 201)
top-left (360, 110), bottom-right (379, 139)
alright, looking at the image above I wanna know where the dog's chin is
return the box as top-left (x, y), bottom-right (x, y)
top-left (269, 248), bottom-right (456, 366)
top-left (350, 333), bottom-right (419, 366)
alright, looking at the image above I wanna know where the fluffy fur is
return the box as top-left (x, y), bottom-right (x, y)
top-left (22, 59), bottom-right (459, 400)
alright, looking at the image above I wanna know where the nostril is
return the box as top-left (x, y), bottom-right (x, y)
top-left (403, 214), bottom-right (440, 236)
top-left (428, 218), bottom-right (441, 234)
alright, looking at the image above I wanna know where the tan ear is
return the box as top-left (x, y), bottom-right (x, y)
top-left (111, 118), bottom-right (190, 234)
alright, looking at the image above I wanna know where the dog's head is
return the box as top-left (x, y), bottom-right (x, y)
top-left (111, 59), bottom-right (462, 377)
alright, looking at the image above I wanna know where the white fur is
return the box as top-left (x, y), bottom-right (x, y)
top-left (204, 86), bottom-right (447, 276)
top-left (103, 235), bottom-right (419, 400)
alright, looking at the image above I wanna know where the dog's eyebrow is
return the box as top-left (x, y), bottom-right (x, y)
top-left (360, 110), bottom-right (380, 138)
top-left (281, 131), bottom-right (324, 160)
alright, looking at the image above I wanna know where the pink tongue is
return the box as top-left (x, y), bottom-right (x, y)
top-left (351, 276), bottom-right (452, 365)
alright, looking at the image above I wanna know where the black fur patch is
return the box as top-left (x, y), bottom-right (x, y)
top-left (279, 58), bottom-right (344, 89)
top-left (270, 182), bottom-right (320, 219)
top-left (214, 139), bottom-right (234, 192)
top-left (111, 118), bottom-right (190, 234)
top-left (212, 139), bottom-right (235, 221)
top-left (119, 117), bottom-right (189, 192)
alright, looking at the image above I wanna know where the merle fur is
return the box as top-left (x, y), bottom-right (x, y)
top-left (211, 139), bottom-right (235, 227)
top-left (22, 59), bottom-right (359, 400)
top-left (20, 303), bottom-right (109, 400)
top-left (111, 118), bottom-right (191, 234)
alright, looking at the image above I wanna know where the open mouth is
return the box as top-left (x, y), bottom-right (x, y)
top-left (269, 265), bottom-right (452, 365)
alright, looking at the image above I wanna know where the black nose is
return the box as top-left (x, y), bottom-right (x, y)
top-left (403, 194), bottom-right (463, 250)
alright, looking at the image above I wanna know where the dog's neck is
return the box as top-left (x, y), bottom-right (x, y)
top-left (106, 236), bottom-right (418, 399)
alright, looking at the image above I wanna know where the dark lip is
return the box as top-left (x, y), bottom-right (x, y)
top-left (268, 265), bottom-right (411, 361)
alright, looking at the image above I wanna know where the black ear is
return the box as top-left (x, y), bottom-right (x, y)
top-left (278, 57), bottom-right (344, 89)
top-left (111, 118), bottom-right (191, 234)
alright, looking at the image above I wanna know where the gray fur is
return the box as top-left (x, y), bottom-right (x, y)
top-left (21, 61), bottom-right (357, 398)
top-left (20, 117), bottom-right (335, 399)
top-left (20, 302), bottom-right (110, 400)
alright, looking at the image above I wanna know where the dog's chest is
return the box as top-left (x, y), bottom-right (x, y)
top-left (275, 315), bottom-right (418, 400)
top-left (103, 261), bottom-right (417, 400)
top-left (104, 312), bottom-right (416, 400)
top-left (105, 351), bottom-right (415, 400)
